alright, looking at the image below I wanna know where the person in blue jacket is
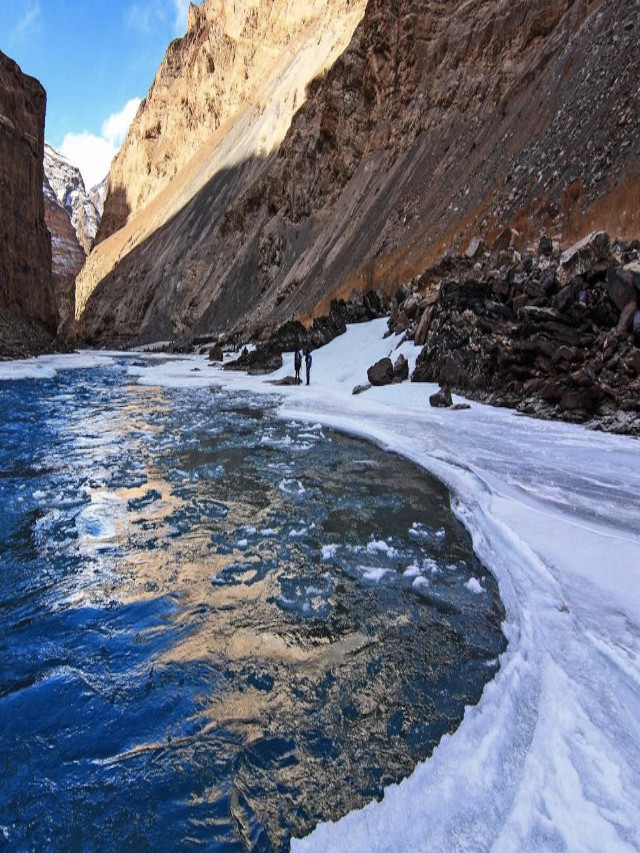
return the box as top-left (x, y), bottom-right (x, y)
top-left (304, 348), bottom-right (312, 385)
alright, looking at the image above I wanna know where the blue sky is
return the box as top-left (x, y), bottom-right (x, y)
top-left (0, 0), bottom-right (203, 187)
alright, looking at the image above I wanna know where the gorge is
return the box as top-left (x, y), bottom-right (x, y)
top-left (1, 1), bottom-right (640, 850)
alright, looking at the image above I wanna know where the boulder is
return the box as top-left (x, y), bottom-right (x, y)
top-left (430, 385), bottom-right (453, 407)
top-left (492, 228), bottom-right (519, 253)
top-left (367, 357), bottom-right (394, 386)
top-left (247, 350), bottom-right (283, 374)
top-left (402, 295), bottom-right (420, 319)
top-left (616, 300), bottom-right (638, 336)
top-left (607, 266), bottom-right (636, 313)
top-left (557, 231), bottom-right (611, 285)
top-left (538, 235), bottom-right (554, 257)
top-left (513, 294), bottom-right (529, 315)
top-left (208, 344), bottom-right (224, 361)
top-left (465, 236), bottom-right (486, 260)
top-left (393, 354), bottom-right (409, 382)
top-left (414, 306), bottom-right (432, 346)
top-left (634, 310), bottom-right (640, 348)
top-left (352, 383), bottom-right (371, 395)
top-left (553, 285), bottom-right (574, 313)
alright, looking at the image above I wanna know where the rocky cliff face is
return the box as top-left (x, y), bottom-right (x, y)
top-left (95, 0), bottom-right (368, 244)
top-left (77, 0), bottom-right (639, 349)
top-left (43, 144), bottom-right (103, 341)
top-left (43, 177), bottom-right (84, 341)
top-left (44, 143), bottom-right (101, 254)
top-left (0, 50), bottom-right (57, 344)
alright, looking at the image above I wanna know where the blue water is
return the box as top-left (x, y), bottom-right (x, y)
top-left (0, 358), bottom-right (505, 851)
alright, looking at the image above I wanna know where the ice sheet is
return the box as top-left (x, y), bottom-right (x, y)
top-left (211, 319), bottom-right (640, 852)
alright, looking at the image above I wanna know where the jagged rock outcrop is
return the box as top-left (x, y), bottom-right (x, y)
top-left (407, 232), bottom-right (640, 434)
top-left (43, 177), bottom-right (84, 341)
top-left (89, 175), bottom-right (108, 219)
top-left (42, 144), bottom-right (103, 341)
top-left (44, 143), bottom-right (101, 254)
top-left (78, 0), bottom-right (639, 349)
top-left (0, 50), bottom-right (57, 351)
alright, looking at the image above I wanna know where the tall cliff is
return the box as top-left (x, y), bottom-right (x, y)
top-left (0, 50), bottom-right (57, 342)
top-left (77, 0), bottom-right (639, 347)
top-left (76, 0), bottom-right (367, 337)
top-left (44, 143), bottom-right (101, 254)
top-left (95, 0), bottom-right (368, 243)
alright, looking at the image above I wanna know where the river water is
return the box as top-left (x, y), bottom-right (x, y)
top-left (0, 357), bottom-right (505, 851)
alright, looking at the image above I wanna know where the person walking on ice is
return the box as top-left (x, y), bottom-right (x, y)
top-left (304, 348), bottom-right (312, 385)
top-left (294, 347), bottom-right (302, 385)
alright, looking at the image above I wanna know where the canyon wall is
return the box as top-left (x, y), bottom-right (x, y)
top-left (0, 50), bottom-right (57, 342)
top-left (95, 0), bottom-right (368, 243)
top-left (77, 0), bottom-right (640, 347)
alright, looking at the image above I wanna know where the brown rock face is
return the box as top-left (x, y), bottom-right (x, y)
top-left (95, 0), bottom-right (367, 244)
top-left (0, 50), bottom-right (57, 340)
top-left (78, 0), bottom-right (640, 348)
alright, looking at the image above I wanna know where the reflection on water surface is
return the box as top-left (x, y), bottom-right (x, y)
top-left (0, 359), bottom-right (505, 851)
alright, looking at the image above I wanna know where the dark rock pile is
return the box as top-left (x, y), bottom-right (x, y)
top-left (390, 231), bottom-right (640, 435)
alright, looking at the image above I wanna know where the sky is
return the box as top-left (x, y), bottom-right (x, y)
top-left (0, 0), bottom-right (204, 188)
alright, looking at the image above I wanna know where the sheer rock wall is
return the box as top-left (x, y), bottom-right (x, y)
top-left (0, 50), bottom-right (57, 341)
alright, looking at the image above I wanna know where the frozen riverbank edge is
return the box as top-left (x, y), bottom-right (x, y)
top-left (3, 318), bottom-right (639, 852)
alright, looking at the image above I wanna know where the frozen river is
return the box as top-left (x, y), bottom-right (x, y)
top-left (0, 352), bottom-right (504, 851)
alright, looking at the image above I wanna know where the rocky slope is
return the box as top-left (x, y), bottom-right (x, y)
top-left (94, 0), bottom-right (368, 244)
top-left (386, 231), bottom-right (640, 434)
top-left (0, 50), bottom-right (57, 352)
top-left (77, 0), bottom-right (639, 351)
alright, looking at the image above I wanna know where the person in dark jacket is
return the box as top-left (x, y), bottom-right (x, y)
top-left (294, 347), bottom-right (302, 384)
top-left (304, 349), bottom-right (312, 385)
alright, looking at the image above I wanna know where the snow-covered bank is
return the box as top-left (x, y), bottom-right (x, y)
top-left (213, 321), bottom-right (640, 852)
top-left (3, 322), bottom-right (639, 851)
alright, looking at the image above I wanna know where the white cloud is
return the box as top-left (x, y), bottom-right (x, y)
top-left (125, 4), bottom-right (154, 33)
top-left (59, 98), bottom-right (142, 190)
top-left (101, 98), bottom-right (142, 147)
top-left (11, 1), bottom-right (41, 43)
top-left (173, 0), bottom-right (192, 34)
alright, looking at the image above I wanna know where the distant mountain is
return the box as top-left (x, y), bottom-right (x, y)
top-left (89, 175), bottom-right (108, 219)
top-left (44, 143), bottom-right (101, 254)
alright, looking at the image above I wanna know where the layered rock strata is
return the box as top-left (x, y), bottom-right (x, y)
top-left (78, 0), bottom-right (640, 349)
top-left (0, 50), bottom-right (57, 346)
